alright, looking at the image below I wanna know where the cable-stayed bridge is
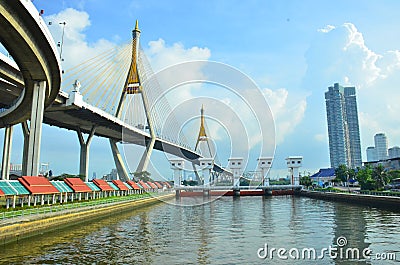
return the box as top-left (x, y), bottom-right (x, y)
top-left (0, 1), bottom-right (230, 182)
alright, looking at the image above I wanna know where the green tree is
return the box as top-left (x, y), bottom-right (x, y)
top-left (372, 165), bottom-right (389, 190)
top-left (133, 171), bottom-right (152, 182)
top-left (387, 170), bottom-right (400, 183)
top-left (300, 175), bottom-right (312, 187)
top-left (335, 164), bottom-right (349, 183)
top-left (356, 165), bottom-right (375, 190)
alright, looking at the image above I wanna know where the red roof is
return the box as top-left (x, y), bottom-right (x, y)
top-left (139, 181), bottom-right (151, 190)
top-left (153, 181), bottom-right (163, 189)
top-left (147, 181), bottom-right (158, 189)
top-left (163, 182), bottom-right (172, 188)
top-left (92, 179), bottom-right (114, 191)
top-left (18, 176), bottom-right (59, 194)
top-left (0, 188), bottom-right (4, 196)
top-left (112, 180), bottom-right (129, 191)
top-left (64, 178), bottom-right (92, 192)
top-left (126, 180), bottom-right (141, 190)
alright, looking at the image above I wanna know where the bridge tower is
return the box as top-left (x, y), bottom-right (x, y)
top-left (111, 20), bottom-right (156, 179)
top-left (194, 105), bottom-right (214, 157)
top-left (286, 156), bottom-right (302, 186)
top-left (193, 105), bottom-right (215, 183)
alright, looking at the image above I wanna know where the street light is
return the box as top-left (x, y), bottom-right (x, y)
top-left (59, 22), bottom-right (66, 61)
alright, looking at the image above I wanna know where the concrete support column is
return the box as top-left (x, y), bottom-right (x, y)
top-left (12, 195), bottom-right (16, 208)
top-left (286, 156), bottom-right (303, 186)
top-left (199, 158), bottom-right (213, 188)
top-left (109, 139), bottom-right (130, 181)
top-left (257, 157), bottom-right (273, 186)
top-left (1, 125), bottom-right (13, 180)
top-left (26, 81), bottom-right (46, 176)
top-left (28, 195), bottom-right (31, 207)
top-left (77, 126), bottom-right (96, 182)
top-left (136, 137), bottom-right (156, 173)
top-left (21, 121), bottom-right (29, 176)
top-left (228, 158), bottom-right (244, 187)
top-left (169, 159), bottom-right (184, 197)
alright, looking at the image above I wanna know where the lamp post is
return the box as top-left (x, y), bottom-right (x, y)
top-left (59, 22), bottom-right (66, 61)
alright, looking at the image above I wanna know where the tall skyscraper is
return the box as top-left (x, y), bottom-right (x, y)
top-left (374, 133), bottom-right (388, 161)
top-left (325, 83), bottom-right (362, 169)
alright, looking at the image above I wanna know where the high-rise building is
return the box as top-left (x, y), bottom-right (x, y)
top-left (325, 83), bottom-right (362, 169)
top-left (388, 146), bottom-right (400, 159)
top-left (366, 146), bottom-right (377, 162)
top-left (374, 133), bottom-right (388, 161)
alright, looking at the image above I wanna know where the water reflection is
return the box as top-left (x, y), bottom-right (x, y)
top-left (0, 196), bottom-right (398, 264)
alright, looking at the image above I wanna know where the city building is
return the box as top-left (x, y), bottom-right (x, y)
top-left (389, 146), bottom-right (400, 159)
top-left (325, 83), bottom-right (362, 169)
top-left (366, 146), bottom-right (377, 162)
top-left (374, 133), bottom-right (388, 161)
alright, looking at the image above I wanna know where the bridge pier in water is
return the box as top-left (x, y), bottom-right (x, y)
top-left (257, 157), bottom-right (273, 186)
top-left (199, 157), bottom-right (213, 197)
top-left (169, 159), bottom-right (184, 197)
top-left (286, 156), bottom-right (303, 186)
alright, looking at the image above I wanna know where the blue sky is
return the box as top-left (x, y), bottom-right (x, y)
top-left (2, 0), bottom-right (400, 178)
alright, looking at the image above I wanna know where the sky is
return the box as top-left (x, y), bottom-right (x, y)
top-left (2, 0), bottom-right (400, 179)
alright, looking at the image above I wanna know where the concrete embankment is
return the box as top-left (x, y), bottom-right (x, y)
top-left (297, 190), bottom-right (400, 211)
top-left (0, 193), bottom-right (174, 245)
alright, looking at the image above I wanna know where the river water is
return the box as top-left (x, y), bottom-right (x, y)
top-left (0, 196), bottom-right (399, 264)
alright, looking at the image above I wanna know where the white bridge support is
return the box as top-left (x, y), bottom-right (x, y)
top-left (199, 157), bottom-right (213, 188)
top-left (286, 156), bottom-right (303, 186)
top-left (109, 139), bottom-right (130, 181)
top-left (1, 125), bottom-right (13, 180)
top-left (77, 126), bottom-right (96, 181)
top-left (26, 81), bottom-right (46, 176)
top-left (169, 159), bottom-right (184, 195)
top-left (257, 157), bottom-right (273, 186)
top-left (229, 157), bottom-right (244, 188)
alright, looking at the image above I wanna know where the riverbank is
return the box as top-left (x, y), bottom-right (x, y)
top-left (297, 189), bottom-right (400, 211)
top-left (0, 193), bottom-right (174, 245)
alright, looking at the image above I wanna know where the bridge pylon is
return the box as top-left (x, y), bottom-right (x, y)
top-left (112, 20), bottom-right (156, 176)
top-left (193, 105), bottom-right (215, 182)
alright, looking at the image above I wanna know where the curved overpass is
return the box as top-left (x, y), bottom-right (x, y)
top-left (0, 0), bottom-right (61, 127)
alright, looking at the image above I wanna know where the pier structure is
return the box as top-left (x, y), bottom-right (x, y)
top-left (286, 156), bottom-right (303, 186)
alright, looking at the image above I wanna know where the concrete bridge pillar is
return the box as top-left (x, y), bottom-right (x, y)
top-left (109, 139), bottom-right (130, 181)
top-left (26, 81), bottom-right (46, 176)
top-left (228, 157), bottom-right (244, 187)
top-left (169, 159), bottom-right (184, 189)
top-left (286, 156), bottom-right (303, 186)
top-left (257, 157), bottom-right (273, 186)
top-left (77, 126), bottom-right (96, 181)
top-left (199, 158), bottom-right (213, 188)
top-left (1, 125), bottom-right (13, 180)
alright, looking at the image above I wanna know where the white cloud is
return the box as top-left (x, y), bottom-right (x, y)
top-left (262, 88), bottom-right (307, 145)
top-left (45, 8), bottom-right (116, 70)
top-left (147, 38), bottom-right (211, 71)
top-left (317, 25), bottom-right (335, 33)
